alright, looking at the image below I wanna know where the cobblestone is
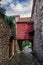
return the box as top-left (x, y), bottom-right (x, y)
top-left (7, 52), bottom-right (41, 65)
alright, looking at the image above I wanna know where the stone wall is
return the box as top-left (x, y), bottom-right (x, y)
top-left (31, 0), bottom-right (43, 62)
top-left (0, 15), bottom-right (15, 65)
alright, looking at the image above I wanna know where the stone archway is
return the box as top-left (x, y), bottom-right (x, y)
top-left (9, 36), bottom-right (14, 58)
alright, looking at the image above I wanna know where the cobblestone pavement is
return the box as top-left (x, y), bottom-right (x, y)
top-left (6, 52), bottom-right (41, 65)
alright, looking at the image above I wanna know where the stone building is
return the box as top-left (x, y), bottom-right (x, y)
top-left (31, 0), bottom-right (43, 63)
top-left (0, 7), bottom-right (16, 65)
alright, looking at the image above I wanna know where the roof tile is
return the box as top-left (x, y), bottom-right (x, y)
top-left (17, 17), bottom-right (30, 22)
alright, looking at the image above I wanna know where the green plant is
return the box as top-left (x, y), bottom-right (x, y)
top-left (0, 7), bottom-right (6, 15)
top-left (4, 16), bottom-right (15, 28)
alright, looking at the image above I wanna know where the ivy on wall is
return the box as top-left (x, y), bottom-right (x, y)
top-left (0, 6), bottom-right (15, 28)
top-left (4, 16), bottom-right (15, 28)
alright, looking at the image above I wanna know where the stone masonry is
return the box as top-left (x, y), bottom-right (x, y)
top-left (0, 10), bottom-right (16, 65)
top-left (31, 0), bottom-right (43, 63)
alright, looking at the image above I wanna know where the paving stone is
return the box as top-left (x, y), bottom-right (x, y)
top-left (7, 52), bottom-right (41, 65)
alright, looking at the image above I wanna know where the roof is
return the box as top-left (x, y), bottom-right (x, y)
top-left (14, 15), bottom-right (20, 17)
top-left (17, 17), bottom-right (31, 22)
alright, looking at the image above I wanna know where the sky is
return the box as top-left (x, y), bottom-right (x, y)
top-left (0, 0), bottom-right (33, 17)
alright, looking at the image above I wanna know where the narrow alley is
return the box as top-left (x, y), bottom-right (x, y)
top-left (0, 0), bottom-right (43, 65)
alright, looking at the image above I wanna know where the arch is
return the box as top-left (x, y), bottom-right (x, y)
top-left (9, 36), bottom-right (14, 58)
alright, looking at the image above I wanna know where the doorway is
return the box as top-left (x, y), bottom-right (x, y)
top-left (9, 36), bottom-right (14, 58)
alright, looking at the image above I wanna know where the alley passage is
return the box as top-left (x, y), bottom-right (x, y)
top-left (4, 52), bottom-right (41, 65)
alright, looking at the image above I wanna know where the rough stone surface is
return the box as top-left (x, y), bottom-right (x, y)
top-left (4, 52), bottom-right (40, 65)
top-left (31, 0), bottom-right (43, 62)
top-left (0, 14), bottom-right (15, 65)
